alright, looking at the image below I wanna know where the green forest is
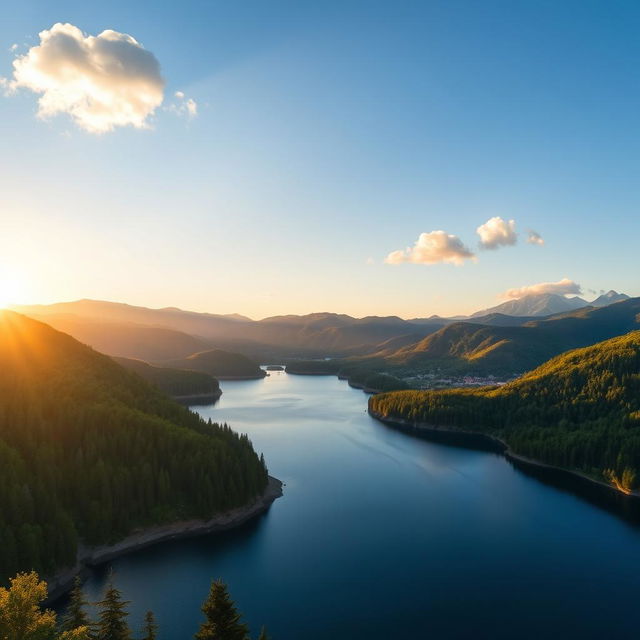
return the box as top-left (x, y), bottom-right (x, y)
top-left (113, 357), bottom-right (220, 398)
top-left (0, 571), bottom-right (270, 639)
top-left (370, 331), bottom-right (640, 492)
top-left (163, 350), bottom-right (266, 379)
top-left (0, 311), bottom-right (268, 585)
top-left (285, 361), bottom-right (408, 392)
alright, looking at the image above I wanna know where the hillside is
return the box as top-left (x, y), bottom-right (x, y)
top-left (385, 297), bottom-right (640, 375)
top-left (27, 314), bottom-right (212, 361)
top-left (113, 357), bottom-right (220, 399)
top-left (0, 311), bottom-right (268, 584)
top-left (164, 349), bottom-right (266, 379)
top-left (14, 301), bottom-right (440, 357)
top-left (370, 331), bottom-right (640, 492)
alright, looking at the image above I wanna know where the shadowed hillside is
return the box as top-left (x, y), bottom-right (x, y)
top-left (163, 349), bottom-right (266, 379)
top-left (26, 314), bottom-right (212, 361)
top-left (113, 356), bottom-right (221, 399)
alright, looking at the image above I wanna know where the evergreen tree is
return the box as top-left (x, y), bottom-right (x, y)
top-left (140, 611), bottom-right (158, 640)
top-left (194, 580), bottom-right (249, 640)
top-left (257, 627), bottom-right (269, 640)
top-left (61, 577), bottom-right (92, 635)
top-left (95, 579), bottom-right (131, 640)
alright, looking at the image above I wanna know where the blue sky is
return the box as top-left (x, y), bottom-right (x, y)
top-left (1, 0), bottom-right (638, 318)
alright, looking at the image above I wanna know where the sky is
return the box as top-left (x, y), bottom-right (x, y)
top-left (1, 0), bottom-right (639, 319)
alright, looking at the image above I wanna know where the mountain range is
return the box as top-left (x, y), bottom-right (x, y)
top-left (378, 297), bottom-right (640, 375)
top-left (470, 290), bottom-right (629, 318)
top-left (12, 291), bottom-right (635, 380)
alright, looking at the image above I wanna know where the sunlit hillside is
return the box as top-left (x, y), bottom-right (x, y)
top-left (0, 311), bottom-right (267, 583)
top-left (371, 331), bottom-right (640, 491)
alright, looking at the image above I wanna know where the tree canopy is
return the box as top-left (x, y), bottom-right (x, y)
top-left (371, 331), bottom-right (640, 491)
top-left (0, 311), bottom-right (268, 584)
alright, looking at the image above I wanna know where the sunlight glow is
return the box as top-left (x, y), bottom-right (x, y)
top-left (0, 267), bottom-right (26, 309)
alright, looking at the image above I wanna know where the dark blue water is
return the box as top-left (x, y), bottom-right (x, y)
top-left (80, 372), bottom-right (640, 639)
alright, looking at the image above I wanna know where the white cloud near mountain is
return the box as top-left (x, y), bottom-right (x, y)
top-left (476, 216), bottom-right (517, 250)
top-left (527, 230), bottom-right (544, 245)
top-left (385, 230), bottom-right (475, 266)
top-left (5, 23), bottom-right (165, 133)
top-left (502, 278), bottom-right (582, 300)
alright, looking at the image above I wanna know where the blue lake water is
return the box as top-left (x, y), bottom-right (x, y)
top-left (79, 371), bottom-right (640, 639)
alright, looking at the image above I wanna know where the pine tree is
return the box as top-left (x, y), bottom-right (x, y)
top-left (61, 576), bottom-right (92, 634)
top-left (95, 578), bottom-right (131, 640)
top-left (140, 611), bottom-right (158, 640)
top-left (257, 627), bottom-right (269, 640)
top-left (194, 580), bottom-right (249, 640)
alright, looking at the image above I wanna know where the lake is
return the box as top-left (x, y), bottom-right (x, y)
top-left (78, 371), bottom-right (640, 639)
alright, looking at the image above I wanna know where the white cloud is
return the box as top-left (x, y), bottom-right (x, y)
top-left (527, 229), bottom-right (544, 245)
top-left (385, 230), bottom-right (475, 266)
top-left (9, 44), bottom-right (18, 52)
top-left (502, 278), bottom-right (582, 300)
top-left (476, 216), bottom-right (517, 250)
top-left (170, 91), bottom-right (198, 118)
top-left (6, 23), bottom-right (165, 133)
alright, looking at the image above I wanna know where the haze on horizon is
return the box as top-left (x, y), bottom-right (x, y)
top-left (1, 1), bottom-right (639, 318)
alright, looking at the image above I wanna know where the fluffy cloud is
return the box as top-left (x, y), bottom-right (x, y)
top-left (527, 229), bottom-right (544, 245)
top-left (385, 230), bottom-right (475, 266)
top-left (476, 216), bottom-right (518, 250)
top-left (502, 278), bottom-right (582, 300)
top-left (6, 23), bottom-right (165, 133)
top-left (170, 91), bottom-right (198, 118)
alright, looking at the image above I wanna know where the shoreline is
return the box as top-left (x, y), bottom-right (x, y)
top-left (286, 368), bottom-right (390, 394)
top-left (172, 388), bottom-right (223, 403)
top-left (45, 475), bottom-right (283, 604)
top-left (367, 408), bottom-right (640, 507)
top-left (216, 373), bottom-right (267, 380)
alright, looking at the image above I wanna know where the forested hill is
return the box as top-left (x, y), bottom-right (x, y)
top-left (113, 356), bottom-right (220, 398)
top-left (370, 331), bottom-right (640, 492)
top-left (163, 349), bottom-right (266, 379)
top-left (385, 297), bottom-right (640, 375)
top-left (0, 311), bottom-right (268, 584)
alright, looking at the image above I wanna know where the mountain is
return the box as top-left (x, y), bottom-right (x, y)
top-left (13, 301), bottom-right (441, 358)
top-left (470, 293), bottom-right (588, 318)
top-left (12, 299), bottom-right (248, 342)
top-left (370, 330), bottom-right (640, 493)
top-left (0, 311), bottom-right (268, 583)
top-left (384, 297), bottom-right (640, 375)
top-left (113, 356), bottom-right (220, 399)
top-left (163, 349), bottom-right (266, 379)
top-left (24, 314), bottom-right (212, 361)
top-left (591, 290), bottom-right (630, 307)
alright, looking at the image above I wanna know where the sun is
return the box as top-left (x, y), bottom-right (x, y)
top-left (0, 268), bottom-right (26, 309)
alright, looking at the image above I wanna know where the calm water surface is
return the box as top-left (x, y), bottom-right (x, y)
top-left (80, 372), bottom-right (640, 639)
